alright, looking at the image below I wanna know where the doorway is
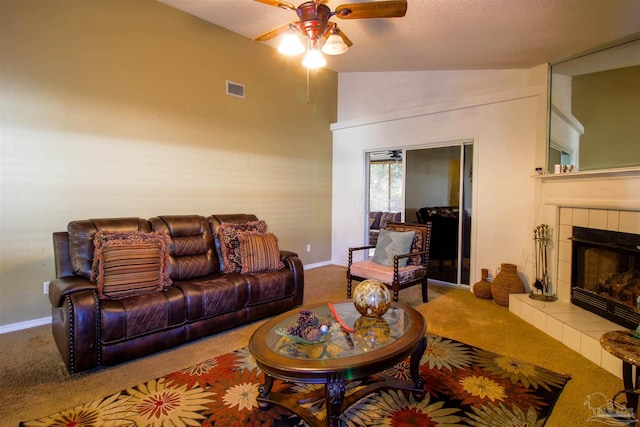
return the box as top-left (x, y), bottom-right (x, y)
top-left (366, 142), bottom-right (472, 286)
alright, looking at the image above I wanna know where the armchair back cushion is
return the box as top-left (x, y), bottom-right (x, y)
top-left (385, 222), bottom-right (430, 266)
top-left (371, 229), bottom-right (415, 267)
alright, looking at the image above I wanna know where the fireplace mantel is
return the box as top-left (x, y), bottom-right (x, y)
top-left (539, 168), bottom-right (640, 212)
top-left (536, 166), bottom-right (640, 182)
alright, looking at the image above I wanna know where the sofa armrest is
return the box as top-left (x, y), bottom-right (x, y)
top-left (51, 288), bottom-right (100, 373)
top-left (49, 275), bottom-right (97, 308)
top-left (280, 250), bottom-right (304, 306)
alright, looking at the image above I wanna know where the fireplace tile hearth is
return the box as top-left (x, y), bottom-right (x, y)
top-left (509, 293), bottom-right (623, 379)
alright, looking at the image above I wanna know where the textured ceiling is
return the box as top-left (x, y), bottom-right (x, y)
top-left (158, 0), bottom-right (640, 73)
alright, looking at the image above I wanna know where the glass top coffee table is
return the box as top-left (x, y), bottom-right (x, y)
top-left (249, 300), bottom-right (427, 427)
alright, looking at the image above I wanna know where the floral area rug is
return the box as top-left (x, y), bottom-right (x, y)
top-left (20, 334), bottom-right (570, 426)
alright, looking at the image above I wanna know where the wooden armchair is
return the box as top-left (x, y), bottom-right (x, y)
top-left (347, 222), bottom-right (432, 303)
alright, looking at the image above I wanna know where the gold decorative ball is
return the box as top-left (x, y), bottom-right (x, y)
top-left (352, 279), bottom-right (391, 318)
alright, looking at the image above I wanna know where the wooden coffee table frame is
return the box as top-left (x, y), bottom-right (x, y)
top-left (249, 300), bottom-right (427, 427)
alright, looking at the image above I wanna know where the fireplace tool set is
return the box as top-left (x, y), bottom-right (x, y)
top-left (530, 224), bottom-right (557, 301)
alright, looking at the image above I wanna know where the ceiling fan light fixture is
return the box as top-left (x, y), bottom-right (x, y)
top-left (277, 33), bottom-right (305, 55)
top-left (322, 34), bottom-right (349, 55)
top-left (302, 48), bottom-right (326, 69)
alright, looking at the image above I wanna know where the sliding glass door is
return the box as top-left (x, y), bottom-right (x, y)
top-left (367, 142), bottom-right (472, 286)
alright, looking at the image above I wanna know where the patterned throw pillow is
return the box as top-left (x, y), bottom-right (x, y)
top-left (371, 229), bottom-right (416, 267)
top-left (238, 232), bottom-right (285, 274)
top-left (91, 231), bottom-right (172, 299)
top-left (218, 220), bottom-right (268, 273)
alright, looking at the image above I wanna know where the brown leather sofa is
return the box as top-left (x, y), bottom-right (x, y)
top-left (50, 214), bottom-right (304, 373)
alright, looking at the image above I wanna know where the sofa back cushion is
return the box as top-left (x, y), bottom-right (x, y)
top-left (68, 218), bottom-right (151, 279)
top-left (149, 215), bottom-right (217, 280)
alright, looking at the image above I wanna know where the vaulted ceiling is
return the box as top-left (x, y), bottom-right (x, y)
top-left (159, 0), bottom-right (640, 73)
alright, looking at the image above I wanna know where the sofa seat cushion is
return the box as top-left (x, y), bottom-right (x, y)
top-left (176, 274), bottom-right (249, 321)
top-left (350, 260), bottom-right (424, 285)
top-left (100, 287), bottom-right (185, 344)
top-left (243, 269), bottom-right (295, 306)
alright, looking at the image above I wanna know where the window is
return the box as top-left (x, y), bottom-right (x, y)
top-left (369, 161), bottom-right (403, 212)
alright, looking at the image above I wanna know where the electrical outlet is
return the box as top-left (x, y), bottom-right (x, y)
top-left (306, 244), bottom-right (311, 252)
top-left (43, 281), bottom-right (50, 295)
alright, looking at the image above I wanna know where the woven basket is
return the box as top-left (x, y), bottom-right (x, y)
top-left (491, 263), bottom-right (525, 306)
top-left (472, 268), bottom-right (493, 299)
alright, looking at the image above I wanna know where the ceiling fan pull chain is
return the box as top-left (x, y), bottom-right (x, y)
top-left (306, 67), bottom-right (310, 104)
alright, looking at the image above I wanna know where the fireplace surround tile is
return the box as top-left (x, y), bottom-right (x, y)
top-left (573, 208), bottom-right (589, 227)
top-left (588, 209), bottom-right (608, 229)
top-left (558, 237), bottom-right (571, 261)
top-left (601, 351), bottom-right (624, 378)
top-left (619, 210), bottom-right (640, 234)
top-left (580, 334), bottom-right (602, 365)
top-left (562, 324), bottom-right (581, 352)
top-left (559, 207), bottom-right (572, 225)
top-left (607, 210), bottom-right (620, 230)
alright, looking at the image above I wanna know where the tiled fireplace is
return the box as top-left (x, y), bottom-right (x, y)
top-left (510, 205), bottom-right (640, 379)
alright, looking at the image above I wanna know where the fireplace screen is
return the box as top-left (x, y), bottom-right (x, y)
top-left (571, 226), bottom-right (640, 329)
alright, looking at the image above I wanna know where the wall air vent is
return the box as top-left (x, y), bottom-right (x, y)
top-left (226, 81), bottom-right (245, 98)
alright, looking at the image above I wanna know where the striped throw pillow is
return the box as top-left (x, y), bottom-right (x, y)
top-left (91, 231), bottom-right (172, 299)
top-left (238, 232), bottom-right (285, 274)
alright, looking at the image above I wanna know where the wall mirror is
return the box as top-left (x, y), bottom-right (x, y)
top-left (548, 33), bottom-right (640, 173)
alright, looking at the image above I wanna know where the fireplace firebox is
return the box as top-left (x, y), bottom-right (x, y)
top-left (571, 226), bottom-right (640, 329)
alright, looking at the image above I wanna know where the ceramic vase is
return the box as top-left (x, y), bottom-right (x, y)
top-left (473, 268), bottom-right (493, 299)
top-left (491, 263), bottom-right (525, 306)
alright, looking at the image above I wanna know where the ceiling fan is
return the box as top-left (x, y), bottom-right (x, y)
top-left (253, 0), bottom-right (408, 69)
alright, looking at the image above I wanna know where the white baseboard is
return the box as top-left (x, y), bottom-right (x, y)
top-left (303, 260), bottom-right (333, 270)
top-left (0, 316), bottom-right (51, 334)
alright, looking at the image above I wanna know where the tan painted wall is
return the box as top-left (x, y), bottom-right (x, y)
top-left (0, 0), bottom-right (337, 326)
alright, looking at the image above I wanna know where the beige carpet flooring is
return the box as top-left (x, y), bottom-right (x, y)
top-left (1, 265), bottom-right (626, 426)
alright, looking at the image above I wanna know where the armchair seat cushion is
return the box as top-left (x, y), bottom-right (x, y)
top-left (350, 260), bottom-right (425, 285)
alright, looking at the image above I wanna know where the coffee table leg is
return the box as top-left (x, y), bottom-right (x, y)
top-left (258, 374), bottom-right (275, 411)
top-left (326, 374), bottom-right (346, 427)
top-left (410, 336), bottom-right (427, 398)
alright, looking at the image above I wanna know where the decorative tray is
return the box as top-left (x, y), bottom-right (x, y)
top-left (275, 322), bottom-right (340, 344)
